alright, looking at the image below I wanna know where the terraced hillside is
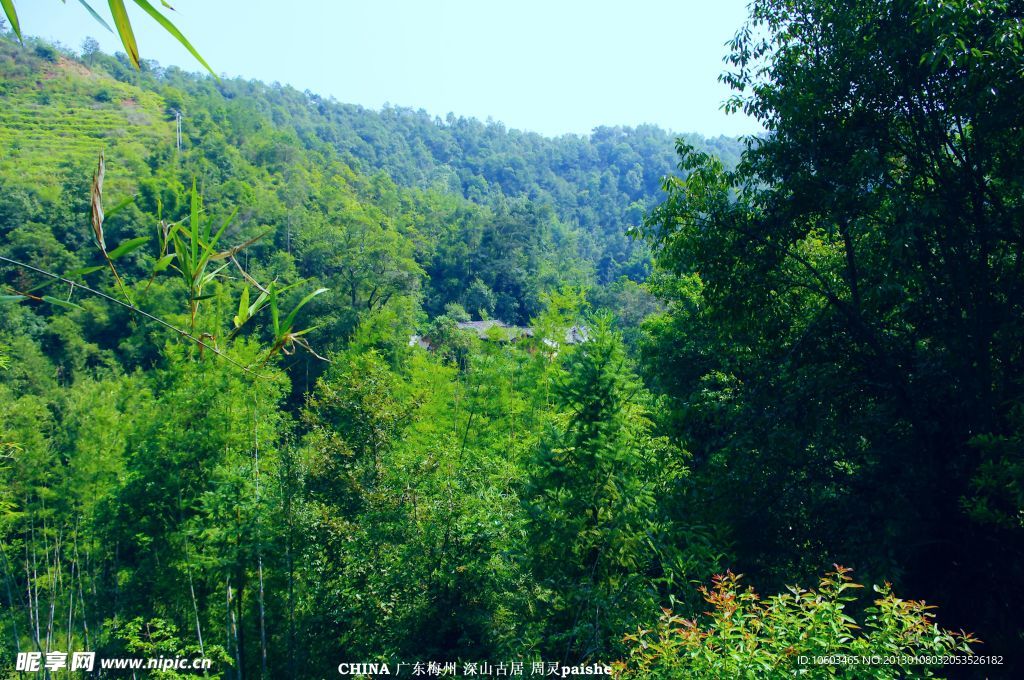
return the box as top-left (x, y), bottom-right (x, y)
top-left (0, 42), bottom-right (171, 198)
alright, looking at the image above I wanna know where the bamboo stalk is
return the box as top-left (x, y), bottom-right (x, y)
top-left (0, 541), bottom-right (22, 654)
top-left (73, 527), bottom-right (90, 650)
top-left (252, 399), bottom-right (268, 679)
top-left (178, 488), bottom-right (205, 656)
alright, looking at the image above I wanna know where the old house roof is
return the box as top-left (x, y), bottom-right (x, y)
top-left (410, 320), bottom-right (588, 351)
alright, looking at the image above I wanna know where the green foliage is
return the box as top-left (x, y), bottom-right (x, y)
top-left (32, 42), bottom-right (58, 62)
top-left (962, 404), bottom-right (1024, 530)
top-left (0, 0), bottom-right (214, 75)
top-left (526, 315), bottom-right (679, 662)
top-left (617, 568), bottom-right (976, 679)
top-left (297, 344), bottom-right (547, 668)
top-left (0, 42), bottom-right (170, 192)
top-left (101, 617), bottom-right (230, 679)
top-left (530, 285), bottom-right (588, 355)
top-left (0, 36), bottom-right (713, 335)
top-left (2, 3), bottom-right (1005, 674)
top-left (640, 0), bottom-right (1024, 666)
top-left (465, 277), bottom-right (497, 319)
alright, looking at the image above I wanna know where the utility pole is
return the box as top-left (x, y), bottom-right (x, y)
top-left (171, 109), bottom-right (182, 153)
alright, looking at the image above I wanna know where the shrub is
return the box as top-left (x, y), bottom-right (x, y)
top-left (33, 43), bottom-right (59, 62)
top-left (615, 567), bottom-right (977, 679)
top-left (99, 617), bottom-right (230, 679)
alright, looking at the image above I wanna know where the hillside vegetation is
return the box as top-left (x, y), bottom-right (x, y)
top-left (2, 1), bottom-right (1022, 676)
top-left (0, 44), bottom-right (169, 197)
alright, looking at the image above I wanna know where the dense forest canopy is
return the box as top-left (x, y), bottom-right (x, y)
top-left (1, 0), bottom-right (1022, 677)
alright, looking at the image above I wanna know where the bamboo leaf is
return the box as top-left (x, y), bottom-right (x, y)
top-left (189, 179), bottom-right (199, 264)
top-left (249, 288), bottom-right (270, 314)
top-left (105, 194), bottom-right (136, 219)
top-left (289, 325), bottom-right (320, 338)
top-left (0, 294), bottom-right (26, 304)
top-left (1, 0), bottom-right (22, 42)
top-left (131, 0), bottom-right (216, 77)
top-left (206, 207), bottom-right (238, 254)
top-left (269, 284), bottom-right (279, 335)
top-left (108, 0), bottom-right (140, 69)
top-left (195, 263), bottom-right (227, 292)
top-left (282, 287), bottom-right (328, 333)
top-left (235, 285), bottom-right (250, 327)
top-left (42, 295), bottom-right (85, 311)
top-left (77, 0), bottom-right (113, 32)
top-left (107, 236), bottom-right (149, 260)
top-left (65, 265), bottom-right (105, 277)
top-left (153, 253), bottom-right (175, 272)
top-left (274, 279), bottom-right (307, 295)
top-left (163, 220), bottom-right (182, 245)
top-left (172, 233), bottom-right (193, 281)
top-left (26, 279), bottom-right (59, 294)
top-left (210, 231), bottom-right (266, 261)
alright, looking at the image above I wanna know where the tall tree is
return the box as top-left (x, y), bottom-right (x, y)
top-left (526, 315), bottom-right (665, 663)
top-left (642, 0), bottom-right (1024, 664)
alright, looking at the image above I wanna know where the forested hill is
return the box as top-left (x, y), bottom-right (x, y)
top-left (4, 1), bottom-right (1022, 674)
top-left (264, 99), bottom-right (743, 276)
top-left (157, 67), bottom-right (743, 279)
top-left (0, 33), bottom-right (762, 676)
top-left (1, 38), bottom-right (743, 287)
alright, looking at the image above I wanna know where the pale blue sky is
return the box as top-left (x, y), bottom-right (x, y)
top-left (17, 0), bottom-right (759, 138)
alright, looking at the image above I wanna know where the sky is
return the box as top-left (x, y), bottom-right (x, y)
top-left (16, 0), bottom-right (760, 138)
